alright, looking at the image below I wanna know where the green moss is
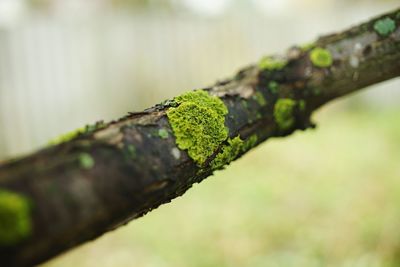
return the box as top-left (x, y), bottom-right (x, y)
top-left (48, 122), bottom-right (106, 146)
top-left (310, 48), bottom-right (333, 68)
top-left (373, 17), bottom-right (396, 37)
top-left (174, 90), bottom-right (227, 117)
top-left (79, 153), bottom-right (95, 170)
top-left (158, 129), bottom-right (169, 139)
top-left (167, 90), bottom-right (228, 166)
top-left (300, 42), bottom-right (316, 52)
top-left (242, 134), bottom-right (258, 151)
top-left (85, 121), bottom-right (106, 133)
top-left (274, 99), bottom-right (297, 131)
top-left (258, 56), bottom-right (287, 71)
top-left (268, 81), bottom-right (279, 94)
top-left (253, 92), bottom-right (267, 106)
top-left (160, 99), bottom-right (178, 108)
top-left (48, 127), bottom-right (85, 145)
top-left (211, 136), bottom-right (243, 170)
top-left (0, 189), bottom-right (32, 246)
top-left (211, 134), bottom-right (259, 170)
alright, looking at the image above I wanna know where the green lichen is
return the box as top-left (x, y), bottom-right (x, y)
top-left (373, 17), bottom-right (396, 37)
top-left (79, 153), bottom-right (95, 170)
top-left (274, 99), bottom-right (297, 131)
top-left (253, 92), bottom-right (267, 106)
top-left (300, 42), bottom-right (316, 52)
top-left (211, 134), bottom-right (259, 170)
top-left (159, 98), bottom-right (178, 108)
top-left (310, 47), bottom-right (333, 68)
top-left (48, 122), bottom-right (106, 146)
top-left (173, 90), bottom-right (227, 116)
top-left (242, 134), bottom-right (258, 151)
top-left (0, 189), bottom-right (32, 246)
top-left (85, 121), bottom-right (106, 133)
top-left (258, 56), bottom-right (287, 71)
top-left (158, 129), bottom-right (169, 139)
top-left (167, 90), bottom-right (228, 166)
top-left (48, 127), bottom-right (85, 145)
top-left (268, 81), bottom-right (279, 94)
top-left (211, 136), bottom-right (243, 170)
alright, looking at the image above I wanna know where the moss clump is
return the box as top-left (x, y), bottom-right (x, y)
top-left (159, 98), bottom-right (178, 108)
top-left (211, 134), bottom-right (259, 170)
top-left (274, 99), bottom-right (297, 131)
top-left (373, 17), bottom-right (396, 37)
top-left (158, 129), bottom-right (169, 139)
top-left (268, 81), bottom-right (279, 94)
top-left (242, 134), bottom-right (258, 151)
top-left (79, 153), bottom-right (95, 170)
top-left (48, 127), bottom-right (85, 145)
top-left (173, 90), bottom-right (228, 116)
top-left (258, 56), bottom-right (287, 71)
top-left (0, 189), bottom-right (32, 246)
top-left (253, 92), bottom-right (267, 106)
top-left (85, 121), bottom-right (106, 133)
top-left (211, 136), bottom-right (243, 170)
top-left (310, 48), bottom-right (333, 68)
top-left (167, 90), bottom-right (228, 166)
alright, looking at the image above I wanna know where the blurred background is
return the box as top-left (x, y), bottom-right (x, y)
top-left (0, 0), bottom-right (399, 266)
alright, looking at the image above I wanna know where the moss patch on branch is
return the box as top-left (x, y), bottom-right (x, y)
top-left (48, 127), bottom-right (85, 145)
top-left (253, 92), bottom-right (267, 106)
top-left (274, 99), bottom-right (297, 131)
top-left (79, 153), bottom-right (95, 170)
top-left (310, 48), bottom-right (333, 68)
top-left (242, 134), bottom-right (258, 151)
top-left (167, 90), bottom-right (228, 166)
top-left (373, 17), bottom-right (396, 37)
top-left (211, 134), bottom-right (258, 170)
top-left (49, 121), bottom-right (106, 145)
top-left (0, 189), bottom-right (32, 246)
top-left (211, 136), bottom-right (243, 170)
top-left (157, 129), bottom-right (169, 139)
top-left (268, 81), bottom-right (279, 94)
top-left (258, 56), bottom-right (287, 71)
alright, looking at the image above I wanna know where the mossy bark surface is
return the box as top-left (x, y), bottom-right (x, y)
top-left (0, 8), bottom-right (400, 266)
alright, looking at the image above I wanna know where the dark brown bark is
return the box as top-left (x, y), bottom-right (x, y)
top-left (1, 8), bottom-right (400, 266)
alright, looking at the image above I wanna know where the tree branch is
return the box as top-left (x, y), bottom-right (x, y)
top-left (0, 8), bottom-right (399, 266)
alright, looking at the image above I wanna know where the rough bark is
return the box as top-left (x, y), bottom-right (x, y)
top-left (0, 8), bottom-right (400, 266)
